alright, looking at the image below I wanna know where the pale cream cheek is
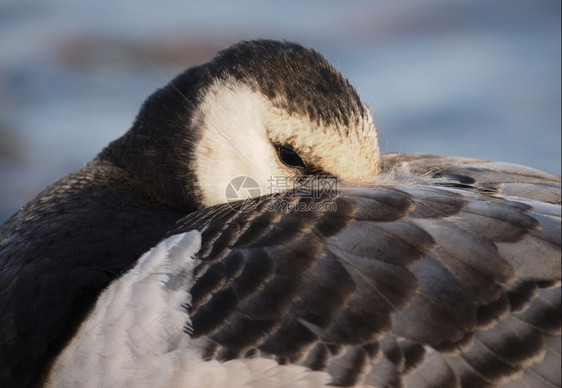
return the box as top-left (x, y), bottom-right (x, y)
top-left (192, 79), bottom-right (380, 206)
top-left (265, 108), bottom-right (380, 182)
top-left (192, 81), bottom-right (289, 206)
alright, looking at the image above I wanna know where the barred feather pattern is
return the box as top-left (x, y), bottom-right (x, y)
top-left (174, 155), bottom-right (561, 387)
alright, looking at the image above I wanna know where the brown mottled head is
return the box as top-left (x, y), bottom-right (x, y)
top-left (100, 40), bottom-right (380, 209)
top-left (206, 40), bottom-right (366, 128)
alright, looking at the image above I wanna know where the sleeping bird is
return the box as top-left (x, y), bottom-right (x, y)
top-left (0, 39), bottom-right (560, 388)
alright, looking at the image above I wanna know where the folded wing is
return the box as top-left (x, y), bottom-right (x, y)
top-left (174, 154), bottom-right (561, 387)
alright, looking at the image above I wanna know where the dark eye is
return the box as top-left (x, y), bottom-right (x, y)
top-left (277, 146), bottom-right (305, 169)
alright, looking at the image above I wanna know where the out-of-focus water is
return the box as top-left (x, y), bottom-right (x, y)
top-left (0, 0), bottom-right (560, 223)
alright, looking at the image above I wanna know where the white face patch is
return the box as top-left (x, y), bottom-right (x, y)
top-left (193, 81), bottom-right (288, 206)
top-left (192, 78), bottom-right (380, 207)
top-left (265, 105), bottom-right (380, 183)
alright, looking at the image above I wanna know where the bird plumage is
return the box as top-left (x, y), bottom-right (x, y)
top-left (0, 39), bottom-right (560, 387)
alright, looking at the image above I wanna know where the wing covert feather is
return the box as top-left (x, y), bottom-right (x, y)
top-left (174, 155), bottom-right (561, 387)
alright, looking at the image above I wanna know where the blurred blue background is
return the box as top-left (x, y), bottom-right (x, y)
top-left (0, 0), bottom-right (560, 223)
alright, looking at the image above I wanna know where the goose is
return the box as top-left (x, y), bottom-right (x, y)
top-left (0, 39), bottom-right (560, 388)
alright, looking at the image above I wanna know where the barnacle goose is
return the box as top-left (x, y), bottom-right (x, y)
top-left (1, 40), bottom-right (560, 388)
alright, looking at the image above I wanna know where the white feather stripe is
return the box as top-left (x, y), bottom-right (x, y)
top-left (45, 231), bottom-right (341, 388)
top-left (46, 231), bottom-right (202, 387)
